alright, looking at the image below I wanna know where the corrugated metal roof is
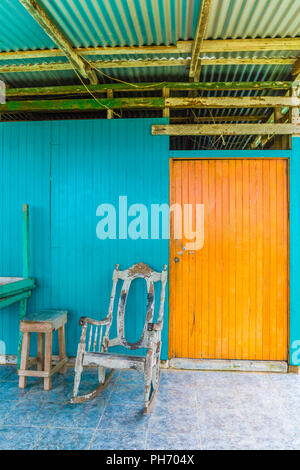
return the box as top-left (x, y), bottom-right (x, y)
top-left (207, 0), bottom-right (300, 39)
top-left (36, 0), bottom-right (200, 47)
top-left (0, 0), bottom-right (56, 51)
top-left (0, 0), bottom-right (299, 87)
top-left (0, 49), bottom-right (296, 87)
top-left (1, 0), bottom-right (299, 50)
top-left (3, 0), bottom-right (298, 51)
top-left (0, 0), bottom-right (299, 150)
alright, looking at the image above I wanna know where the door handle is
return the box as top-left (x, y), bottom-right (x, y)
top-left (174, 257), bottom-right (180, 263)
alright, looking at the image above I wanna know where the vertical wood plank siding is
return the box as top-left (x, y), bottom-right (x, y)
top-left (0, 119), bottom-right (169, 358)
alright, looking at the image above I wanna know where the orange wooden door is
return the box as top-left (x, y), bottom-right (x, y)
top-left (169, 159), bottom-right (288, 361)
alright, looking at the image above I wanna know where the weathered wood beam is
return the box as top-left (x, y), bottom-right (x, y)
top-left (1, 95), bottom-right (299, 113)
top-left (0, 97), bottom-right (164, 113)
top-left (199, 37), bottom-right (300, 53)
top-left (292, 58), bottom-right (300, 81)
top-left (251, 111), bottom-right (276, 148)
top-left (273, 107), bottom-right (287, 148)
top-left (107, 89), bottom-right (113, 119)
top-left (2, 37), bottom-right (300, 61)
top-left (0, 58), bottom-right (295, 74)
top-left (152, 124), bottom-right (300, 136)
top-left (18, 0), bottom-right (98, 84)
top-left (0, 96), bottom-right (300, 112)
top-left (166, 96), bottom-right (300, 109)
top-left (5, 82), bottom-right (293, 98)
top-left (290, 85), bottom-right (300, 136)
top-left (170, 115), bottom-right (267, 122)
top-left (162, 87), bottom-right (170, 118)
top-left (251, 84), bottom-right (300, 148)
top-left (189, 0), bottom-right (213, 81)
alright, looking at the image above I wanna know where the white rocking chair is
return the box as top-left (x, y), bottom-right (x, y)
top-left (71, 262), bottom-right (168, 413)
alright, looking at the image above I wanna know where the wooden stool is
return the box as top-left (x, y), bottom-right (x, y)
top-left (18, 310), bottom-right (68, 391)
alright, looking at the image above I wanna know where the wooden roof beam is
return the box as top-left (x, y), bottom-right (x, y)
top-left (189, 0), bottom-right (213, 82)
top-left (0, 58), bottom-right (296, 74)
top-left (292, 57), bottom-right (300, 82)
top-left (170, 115), bottom-right (267, 122)
top-left (1, 38), bottom-right (300, 61)
top-left (251, 83), bottom-right (300, 148)
top-left (165, 96), bottom-right (300, 109)
top-left (18, 0), bottom-right (98, 84)
top-left (5, 82), bottom-right (293, 98)
top-left (1, 95), bottom-right (299, 113)
top-left (152, 124), bottom-right (300, 136)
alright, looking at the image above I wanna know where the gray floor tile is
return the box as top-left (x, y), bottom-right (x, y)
top-left (99, 403), bottom-right (149, 431)
top-left (202, 436), bottom-right (257, 450)
top-left (90, 429), bottom-right (146, 450)
top-left (3, 400), bottom-right (62, 426)
top-left (0, 368), bottom-right (298, 450)
top-left (0, 400), bottom-right (22, 424)
top-left (150, 407), bottom-right (200, 434)
top-left (35, 426), bottom-right (94, 450)
top-left (0, 381), bottom-right (32, 400)
top-left (147, 431), bottom-right (201, 450)
top-left (48, 399), bottom-right (107, 428)
top-left (0, 426), bottom-right (45, 450)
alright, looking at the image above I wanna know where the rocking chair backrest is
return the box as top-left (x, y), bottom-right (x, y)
top-left (104, 263), bottom-right (168, 351)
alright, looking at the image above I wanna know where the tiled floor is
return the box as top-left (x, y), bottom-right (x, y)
top-left (0, 365), bottom-right (299, 450)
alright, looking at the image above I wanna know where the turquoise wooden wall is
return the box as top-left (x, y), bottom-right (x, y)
top-left (1, 119), bottom-right (299, 365)
top-left (290, 137), bottom-right (300, 365)
top-left (0, 118), bottom-right (170, 359)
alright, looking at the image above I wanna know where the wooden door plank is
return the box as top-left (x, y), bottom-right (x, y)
top-left (201, 160), bottom-right (209, 358)
top-left (235, 160), bottom-right (243, 359)
top-left (215, 160), bottom-right (223, 358)
top-left (248, 161), bottom-right (258, 359)
top-left (174, 160), bottom-right (183, 358)
top-left (221, 160), bottom-right (229, 359)
top-left (270, 160), bottom-right (278, 360)
top-left (181, 160), bottom-right (190, 358)
top-left (169, 160), bottom-right (176, 358)
top-left (188, 160), bottom-right (196, 358)
top-left (228, 160), bottom-right (237, 359)
top-left (255, 160), bottom-right (264, 360)
top-left (208, 161), bottom-right (217, 358)
top-left (262, 160), bottom-right (271, 360)
top-left (242, 160), bottom-right (250, 359)
top-left (195, 161), bottom-right (203, 358)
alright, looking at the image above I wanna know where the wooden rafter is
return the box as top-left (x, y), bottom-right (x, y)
top-left (171, 115), bottom-right (267, 123)
top-left (292, 57), bottom-right (300, 81)
top-left (151, 124), bottom-right (300, 136)
top-left (1, 38), bottom-right (300, 61)
top-left (250, 110), bottom-right (276, 148)
top-left (0, 57), bottom-right (296, 74)
top-left (5, 82), bottom-right (292, 98)
top-left (251, 84), bottom-right (300, 148)
top-left (165, 96), bottom-right (300, 109)
top-left (1, 97), bottom-right (165, 113)
top-left (1, 95), bottom-right (299, 113)
top-left (18, 0), bottom-right (98, 84)
top-left (189, 0), bottom-right (213, 81)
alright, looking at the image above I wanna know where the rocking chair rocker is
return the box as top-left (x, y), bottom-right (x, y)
top-left (71, 262), bottom-right (168, 413)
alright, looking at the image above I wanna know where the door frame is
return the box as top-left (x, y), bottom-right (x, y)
top-left (168, 150), bottom-right (291, 365)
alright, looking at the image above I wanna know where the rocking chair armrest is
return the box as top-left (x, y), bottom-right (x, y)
top-left (147, 321), bottom-right (163, 332)
top-left (79, 316), bottom-right (111, 327)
